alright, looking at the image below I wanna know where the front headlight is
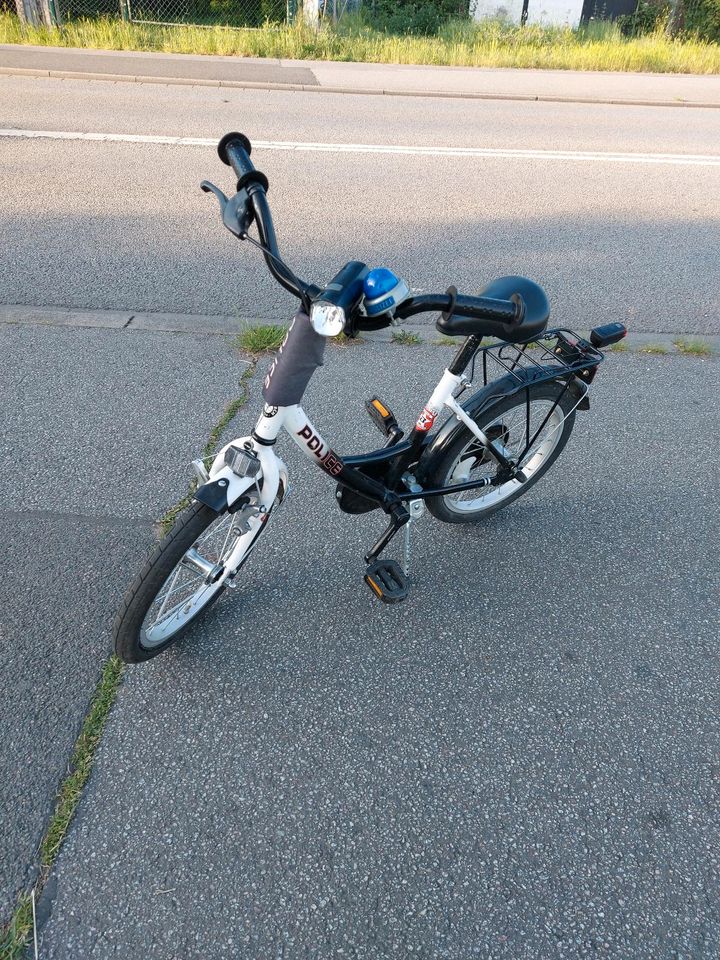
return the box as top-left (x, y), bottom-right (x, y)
top-left (310, 301), bottom-right (345, 337)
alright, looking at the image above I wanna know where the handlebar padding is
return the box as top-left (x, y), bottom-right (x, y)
top-left (218, 132), bottom-right (265, 192)
top-left (218, 131), bottom-right (253, 166)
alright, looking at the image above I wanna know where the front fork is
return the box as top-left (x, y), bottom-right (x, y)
top-left (200, 440), bottom-right (286, 587)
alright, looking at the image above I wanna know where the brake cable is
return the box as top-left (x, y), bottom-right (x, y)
top-left (241, 232), bottom-right (314, 314)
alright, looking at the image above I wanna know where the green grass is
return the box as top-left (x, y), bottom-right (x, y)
top-left (234, 324), bottom-right (287, 355)
top-left (640, 342), bottom-right (669, 354)
top-left (331, 331), bottom-right (363, 346)
top-left (672, 337), bottom-right (713, 355)
top-left (391, 329), bottom-right (422, 345)
top-left (0, 656), bottom-right (124, 960)
top-left (608, 340), bottom-right (628, 352)
top-left (432, 335), bottom-right (456, 346)
top-left (3, 13), bottom-right (720, 73)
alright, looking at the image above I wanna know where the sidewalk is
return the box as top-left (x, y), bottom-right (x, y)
top-left (2, 303), bottom-right (719, 352)
top-left (3, 43), bottom-right (720, 106)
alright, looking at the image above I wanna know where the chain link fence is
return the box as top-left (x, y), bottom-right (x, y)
top-left (53, 0), bottom-right (357, 27)
top-left (12, 0), bottom-right (362, 30)
top-left (122, 0), bottom-right (288, 27)
top-left (51, 0), bottom-right (295, 26)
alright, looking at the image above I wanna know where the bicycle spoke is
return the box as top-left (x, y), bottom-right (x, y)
top-left (443, 397), bottom-right (565, 513)
top-left (153, 565), bottom-right (184, 624)
top-left (140, 500), bottom-right (261, 649)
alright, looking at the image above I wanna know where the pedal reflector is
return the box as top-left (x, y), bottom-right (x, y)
top-left (365, 396), bottom-right (400, 439)
top-left (364, 559), bottom-right (408, 604)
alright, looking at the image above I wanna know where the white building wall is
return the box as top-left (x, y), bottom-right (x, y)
top-left (471, 0), bottom-right (584, 27)
top-left (471, 0), bottom-right (525, 23)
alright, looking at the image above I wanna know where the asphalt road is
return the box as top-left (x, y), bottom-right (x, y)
top-left (1, 69), bottom-right (719, 955)
top-left (1, 75), bottom-right (720, 335)
top-left (34, 340), bottom-right (719, 959)
top-left (0, 322), bottom-right (250, 921)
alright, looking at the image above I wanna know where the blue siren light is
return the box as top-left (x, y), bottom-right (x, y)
top-left (363, 267), bottom-right (410, 318)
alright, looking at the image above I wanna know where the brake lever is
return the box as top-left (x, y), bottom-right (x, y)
top-left (201, 180), bottom-right (255, 238)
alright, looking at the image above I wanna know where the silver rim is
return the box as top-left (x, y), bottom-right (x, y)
top-left (442, 397), bottom-right (566, 515)
top-left (140, 505), bottom-right (257, 650)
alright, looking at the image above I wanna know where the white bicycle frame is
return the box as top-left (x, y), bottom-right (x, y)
top-left (202, 365), bottom-right (506, 587)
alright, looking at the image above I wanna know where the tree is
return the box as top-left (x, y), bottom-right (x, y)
top-left (15, 0), bottom-right (60, 25)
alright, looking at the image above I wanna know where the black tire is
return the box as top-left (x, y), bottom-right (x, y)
top-left (113, 502), bottom-right (227, 663)
top-left (424, 382), bottom-right (577, 525)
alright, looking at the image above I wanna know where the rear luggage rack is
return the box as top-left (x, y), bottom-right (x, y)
top-left (460, 329), bottom-right (606, 469)
top-left (474, 328), bottom-right (605, 389)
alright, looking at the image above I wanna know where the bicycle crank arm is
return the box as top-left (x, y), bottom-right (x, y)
top-left (364, 504), bottom-right (410, 565)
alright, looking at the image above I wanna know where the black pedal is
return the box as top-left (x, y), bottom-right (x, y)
top-left (364, 559), bottom-right (408, 604)
top-left (590, 322), bottom-right (627, 348)
top-left (365, 397), bottom-right (402, 442)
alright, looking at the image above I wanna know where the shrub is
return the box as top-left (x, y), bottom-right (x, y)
top-left (683, 0), bottom-right (720, 40)
top-left (617, 0), bottom-right (669, 35)
top-left (362, 0), bottom-right (470, 34)
top-left (617, 0), bottom-right (720, 40)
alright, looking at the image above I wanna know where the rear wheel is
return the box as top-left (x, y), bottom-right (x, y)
top-left (424, 382), bottom-right (577, 524)
top-left (114, 495), bottom-right (268, 663)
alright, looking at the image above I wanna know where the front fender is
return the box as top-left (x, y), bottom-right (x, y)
top-left (193, 467), bottom-right (257, 514)
top-left (193, 441), bottom-right (288, 514)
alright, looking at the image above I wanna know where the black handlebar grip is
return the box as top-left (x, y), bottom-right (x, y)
top-left (218, 132), bottom-right (255, 178)
top-left (454, 294), bottom-right (521, 325)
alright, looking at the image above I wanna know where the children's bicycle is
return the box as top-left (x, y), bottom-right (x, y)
top-left (114, 132), bottom-right (627, 663)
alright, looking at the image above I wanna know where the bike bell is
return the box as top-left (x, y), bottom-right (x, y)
top-left (362, 268), bottom-right (410, 318)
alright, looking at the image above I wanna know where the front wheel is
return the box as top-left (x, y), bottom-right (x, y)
top-left (424, 381), bottom-right (578, 524)
top-left (114, 494), bottom-right (269, 663)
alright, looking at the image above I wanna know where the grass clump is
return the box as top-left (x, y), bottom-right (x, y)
top-left (608, 340), bottom-right (628, 352)
top-left (159, 363), bottom-right (255, 533)
top-left (3, 13), bottom-right (720, 73)
top-left (641, 342), bottom-right (669, 354)
top-left (673, 337), bottom-right (712, 355)
top-left (0, 656), bottom-right (124, 959)
top-left (235, 324), bottom-right (287, 355)
top-left (391, 329), bottom-right (422, 345)
top-left (432, 335), bottom-right (456, 346)
top-left (332, 331), bottom-right (363, 346)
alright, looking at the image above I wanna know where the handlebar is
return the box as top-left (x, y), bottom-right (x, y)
top-left (211, 133), bottom-right (529, 336)
top-left (216, 132), bottom-right (316, 305)
top-left (395, 292), bottom-right (521, 327)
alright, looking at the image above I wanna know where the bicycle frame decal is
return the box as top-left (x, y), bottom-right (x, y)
top-left (253, 404), bottom-right (345, 477)
top-left (415, 407), bottom-right (437, 432)
top-left (295, 423), bottom-right (344, 476)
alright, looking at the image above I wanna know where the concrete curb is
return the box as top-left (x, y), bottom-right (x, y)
top-left (2, 65), bottom-right (718, 109)
top-left (1, 304), bottom-right (717, 354)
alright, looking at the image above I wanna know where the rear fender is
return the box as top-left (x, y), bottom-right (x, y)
top-left (419, 367), bottom-right (587, 478)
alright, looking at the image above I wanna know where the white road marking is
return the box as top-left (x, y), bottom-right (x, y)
top-left (1, 128), bottom-right (720, 166)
